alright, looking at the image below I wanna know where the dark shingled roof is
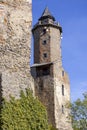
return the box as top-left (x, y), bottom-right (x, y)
top-left (39, 7), bottom-right (55, 21)
top-left (31, 62), bottom-right (53, 68)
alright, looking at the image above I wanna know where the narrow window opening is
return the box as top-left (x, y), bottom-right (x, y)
top-left (62, 105), bottom-right (64, 114)
top-left (43, 29), bottom-right (46, 34)
top-left (43, 53), bottom-right (47, 58)
top-left (62, 71), bottom-right (64, 76)
top-left (62, 84), bottom-right (64, 96)
top-left (43, 40), bottom-right (47, 45)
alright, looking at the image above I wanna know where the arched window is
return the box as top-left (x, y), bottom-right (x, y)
top-left (62, 84), bottom-right (64, 96)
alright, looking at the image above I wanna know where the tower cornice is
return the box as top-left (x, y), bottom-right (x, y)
top-left (32, 23), bottom-right (62, 33)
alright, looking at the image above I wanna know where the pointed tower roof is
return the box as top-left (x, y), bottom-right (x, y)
top-left (39, 7), bottom-right (55, 21)
top-left (42, 7), bottom-right (52, 17)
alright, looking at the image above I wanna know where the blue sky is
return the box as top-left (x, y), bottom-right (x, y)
top-left (32, 0), bottom-right (87, 101)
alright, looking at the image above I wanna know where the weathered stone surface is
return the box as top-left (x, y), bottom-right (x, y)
top-left (33, 66), bottom-right (72, 130)
top-left (0, 3), bottom-right (73, 130)
top-left (32, 8), bottom-right (73, 130)
top-left (34, 76), bottom-right (55, 126)
top-left (54, 67), bottom-right (72, 130)
top-left (0, 0), bottom-right (34, 100)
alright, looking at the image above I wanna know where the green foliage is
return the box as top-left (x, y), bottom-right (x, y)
top-left (49, 125), bottom-right (58, 130)
top-left (0, 89), bottom-right (49, 130)
top-left (70, 92), bottom-right (87, 130)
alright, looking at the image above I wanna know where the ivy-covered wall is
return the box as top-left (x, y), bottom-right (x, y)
top-left (0, 89), bottom-right (49, 130)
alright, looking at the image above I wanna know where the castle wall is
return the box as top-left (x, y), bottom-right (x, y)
top-left (32, 19), bottom-right (72, 129)
top-left (34, 65), bottom-right (72, 130)
top-left (50, 27), bottom-right (62, 67)
top-left (0, 0), bottom-right (34, 100)
top-left (34, 75), bottom-right (56, 127)
top-left (53, 66), bottom-right (72, 130)
top-left (33, 26), bottom-right (51, 64)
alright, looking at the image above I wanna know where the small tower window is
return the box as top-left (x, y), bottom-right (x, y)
top-left (43, 53), bottom-right (47, 58)
top-left (43, 28), bottom-right (46, 34)
top-left (62, 105), bottom-right (64, 114)
top-left (42, 40), bottom-right (47, 45)
top-left (62, 84), bottom-right (64, 96)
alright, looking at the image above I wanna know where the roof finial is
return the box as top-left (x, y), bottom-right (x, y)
top-left (39, 7), bottom-right (55, 21)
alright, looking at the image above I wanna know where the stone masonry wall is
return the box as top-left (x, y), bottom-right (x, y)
top-left (34, 76), bottom-right (56, 127)
top-left (53, 64), bottom-right (73, 130)
top-left (33, 26), bottom-right (51, 64)
top-left (32, 22), bottom-right (73, 129)
top-left (0, 0), bottom-right (34, 100)
top-left (50, 27), bottom-right (62, 67)
top-left (34, 66), bottom-right (73, 130)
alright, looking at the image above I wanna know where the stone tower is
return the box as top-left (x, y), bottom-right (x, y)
top-left (0, 0), bottom-right (33, 102)
top-left (31, 7), bottom-right (72, 130)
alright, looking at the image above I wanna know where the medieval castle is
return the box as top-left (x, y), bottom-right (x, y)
top-left (0, 0), bottom-right (72, 130)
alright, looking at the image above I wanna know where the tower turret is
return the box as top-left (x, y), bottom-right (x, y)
top-left (32, 7), bottom-right (62, 66)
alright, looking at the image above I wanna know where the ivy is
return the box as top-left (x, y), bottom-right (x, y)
top-left (0, 89), bottom-right (49, 130)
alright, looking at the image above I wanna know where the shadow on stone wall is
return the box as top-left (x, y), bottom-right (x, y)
top-left (0, 73), bottom-right (2, 105)
top-left (0, 73), bottom-right (2, 128)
